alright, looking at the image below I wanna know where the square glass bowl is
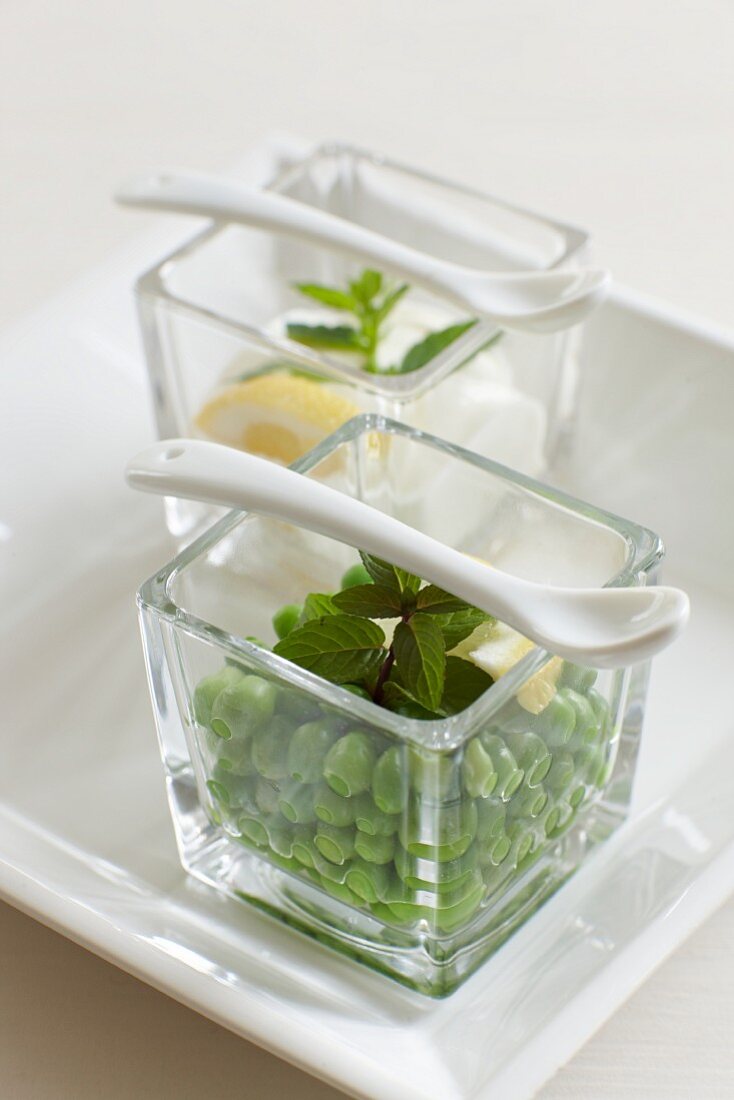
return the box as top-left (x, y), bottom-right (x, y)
top-left (136, 143), bottom-right (589, 542)
top-left (138, 416), bottom-right (661, 996)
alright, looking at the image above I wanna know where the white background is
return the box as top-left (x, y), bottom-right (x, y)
top-left (2, 2), bottom-right (734, 1096)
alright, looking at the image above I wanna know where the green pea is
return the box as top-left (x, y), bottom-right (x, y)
top-left (278, 782), bottom-right (318, 825)
top-left (394, 843), bottom-right (478, 888)
top-left (309, 848), bottom-right (350, 883)
top-left (385, 873), bottom-right (485, 933)
top-left (238, 815), bottom-right (269, 847)
top-left (562, 688), bottom-right (600, 749)
top-left (505, 821), bottom-right (534, 868)
top-left (318, 877), bottom-right (361, 906)
top-left (210, 694), bottom-right (245, 741)
top-left (338, 684), bottom-right (370, 702)
top-left (255, 776), bottom-right (280, 815)
top-left (324, 731), bottom-right (377, 797)
top-left (575, 744), bottom-right (606, 787)
top-left (432, 872), bottom-right (485, 933)
top-left (287, 720), bottom-right (340, 782)
top-left (545, 752), bottom-right (576, 794)
top-left (482, 858), bottom-right (514, 895)
top-left (382, 879), bottom-right (420, 924)
top-left (313, 784), bottom-right (358, 827)
top-left (251, 716), bottom-right (292, 780)
top-left (534, 695), bottom-right (576, 747)
top-left (481, 831), bottom-right (511, 868)
top-left (462, 737), bottom-right (498, 798)
top-left (211, 675), bottom-right (278, 740)
top-left (353, 796), bottom-right (399, 837)
top-left (587, 688), bottom-right (612, 738)
top-left (540, 801), bottom-right (564, 837)
top-left (272, 603), bottom-right (303, 640)
top-left (475, 798), bottom-right (506, 845)
top-left (193, 666), bottom-right (243, 728)
top-left (207, 769), bottom-right (256, 812)
top-left (408, 748), bottom-right (460, 801)
top-left (596, 756), bottom-right (615, 788)
top-left (208, 805), bottom-right (223, 827)
top-left (238, 675), bottom-right (278, 721)
top-left (372, 745), bottom-right (408, 815)
top-left (269, 852), bottom-right (302, 874)
top-left (276, 686), bottom-right (322, 724)
top-left (354, 830), bottom-right (395, 865)
top-left (545, 799), bottom-right (574, 837)
top-left (291, 830), bottom-right (320, 869)
top-left (345, 860), bottom-right (390, 904)
top-left (265, 820), bottom-right (295, 859)
top-left (494, 700), bottom-right (534, 734)
top-left (559, 662), bottom-right (598, 694)
top-left (216, 737), bottom-right (256, 776)
top-left (315, 823), bottom-right (356, 865)
top-left (398, 798), bottom-right (477, 861)
top-left (569, 783), bottom-right (587, 809)
top-left (341, 562), bottom-right (372, 589)
top-left (479, 734), bottom-right (524, 800)
top-left (506, 732), bottom-right (552, 788)
top-left (206, 779), bottom-right (229, 808)
top-left (401, 862), bottom-right (478, 896)
top-left (507, 784), bottom-right (548, 820)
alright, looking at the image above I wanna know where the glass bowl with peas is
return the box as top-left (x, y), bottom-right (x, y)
top-left (137, 415), bottom-right (663, 996)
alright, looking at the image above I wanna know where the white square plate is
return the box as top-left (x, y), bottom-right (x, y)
top-left (2, 145), bottom-right (734, 1100)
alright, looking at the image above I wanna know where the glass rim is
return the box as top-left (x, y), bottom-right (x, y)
top-left (138, 414), bottom-right (663, 750)
top-left (134, 141), bottom-right (589, 401)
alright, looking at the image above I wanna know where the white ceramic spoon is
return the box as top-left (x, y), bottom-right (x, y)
top-left (116, 169), bottom-right (610, 334)
top-left (126, 439), bottom-right (689, 668)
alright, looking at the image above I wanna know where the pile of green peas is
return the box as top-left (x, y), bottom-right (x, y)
top-left (192, 583), bottom-right (613, 936)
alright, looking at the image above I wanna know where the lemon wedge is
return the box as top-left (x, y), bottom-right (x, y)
top-left (451, 611), bottom-right (562, 715)
top-left (195, 373), bottom-right (361, 465)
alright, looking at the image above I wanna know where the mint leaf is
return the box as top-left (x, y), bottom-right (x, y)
top-left (392, 614), bottom-right (446, 711)
top-left (293, 283), bottom-right (357, 311)
top-left (286, 323), bottom-right (364, 350)
top-left (332, 584), bottom-right (403, 619)
top-left (381, 680), bottom-right (443, 720)
top-left (376, 282), bottom-right (409, 323)
top-left (397, 320), bottom-right (477, 374)
top-left (440, 656), bottom-right (493, 715)
top-left (416, 585), bottom-right (481, 615)
top-left (274, 614), bottom-right (386, 684)
top-left (434, 607), bottom-right (493, 650)
top-left (350, 269), bottom-right (382, 305)
top-left (359, 552), bottom-right (421, 598)
top-left (299, 592), bottom-right (339, 623)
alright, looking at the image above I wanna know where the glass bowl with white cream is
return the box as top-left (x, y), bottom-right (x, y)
top-left (135, 143), bottom-right (590, 542)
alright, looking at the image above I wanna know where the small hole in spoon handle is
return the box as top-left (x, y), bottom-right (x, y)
top-left (162, 446), bottom-right (185, 461)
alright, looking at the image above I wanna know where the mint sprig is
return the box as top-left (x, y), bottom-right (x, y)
top-left (286, 267), bottom-right (475, 375)
top-left (272, 554), bottom-right (495, 717)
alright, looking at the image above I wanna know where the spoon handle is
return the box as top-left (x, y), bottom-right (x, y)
top-left (126, 438), bottom-right (688, 667)
top-left (118, 169), bottom-right (456, 291)
top-left (115, 169), bottom-right (608, 330)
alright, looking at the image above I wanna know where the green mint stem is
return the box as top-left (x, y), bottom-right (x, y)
top-left (372, 647), bottom-right (396, 706)
top-left (372, 607), bottom-right (414, 705)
